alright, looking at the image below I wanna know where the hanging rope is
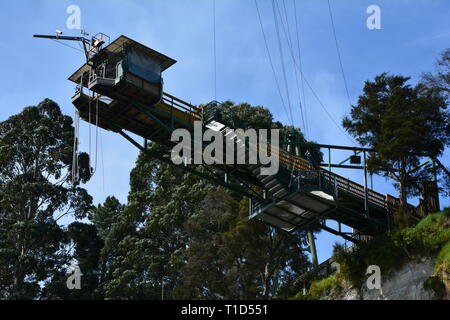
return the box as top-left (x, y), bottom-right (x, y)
top-left (88, 86), bottom-right (92, 168)
top-left (99, 128), bottom-right (105, 192)
top-left (86, 70), bottom-right (100, 176)
top-left (92, 95), bottom-right (99, 175)
top-left (71, 109), bottom-right (80, 184)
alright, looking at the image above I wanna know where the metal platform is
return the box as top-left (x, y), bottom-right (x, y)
top-left (65, 34), bottom-right (413, 242)
top-left (249, 167), bottom-right (389, 241)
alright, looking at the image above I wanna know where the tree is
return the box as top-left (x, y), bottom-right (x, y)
top-left (174, 191), bottom-right (308, 299)
top-left (99, 154), bottom-right (213, 299)
top-left (0, 99), bottom-right (92, 299)
top-left (421, 48), bottom-right (450, 195)
top-left (100, 101), bottom-right (313, 299)
top-left (41, 221), bottom-right (103, 300)
top-left (422, 48), bottom-right (450, 104)
top-left (343, 73), bottom-right (449, 218)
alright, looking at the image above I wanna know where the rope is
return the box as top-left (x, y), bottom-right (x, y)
top-left (87, 70), bottom-right (99, 176)
top-left (92, 96), bottom-right (99, 174)
top-left (99, 129), bottom-right (105, 192)
top-left (51, 39), bottom-right (84, 54)
top-left (71, 109), bottom-right (80, 184)
top-left (88, 87), bottom-right (92, 167)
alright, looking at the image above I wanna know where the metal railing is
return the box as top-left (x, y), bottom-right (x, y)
top-left (160, 92), bottom-right (202, 121)
top-left (258, 142), bottom-right (388, 210)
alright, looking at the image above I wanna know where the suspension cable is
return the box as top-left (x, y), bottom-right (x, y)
top-left (270, 0), bottom-right (357, 145)
top-left (254, 0), bottom-right (292, 126)
top-left (213, 0), bottom-right (217, 100)
top-left (292, 0), bottom-right (309, 139)
top-left (272, 0), bottom-right (294, 126)
top-left (279, 0), bottom-right (308, 138)
top-left (327, 0), bottom-right (352, 108)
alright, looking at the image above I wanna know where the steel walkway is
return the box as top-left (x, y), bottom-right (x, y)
top-left (67, 35), bottom-right (415, 242)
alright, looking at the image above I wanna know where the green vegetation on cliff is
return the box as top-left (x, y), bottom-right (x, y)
top-left (293, 209), bottom-right (450, 299)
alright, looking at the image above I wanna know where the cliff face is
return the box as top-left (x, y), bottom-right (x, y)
top-left (324, 257), bottom-right (448, 300)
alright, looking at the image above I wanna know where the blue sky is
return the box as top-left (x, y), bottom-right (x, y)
top-left (0, 0), bottom-right (449, 262)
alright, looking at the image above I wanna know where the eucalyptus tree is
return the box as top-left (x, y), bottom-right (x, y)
top-left (0, 99), bottom-right (92, 299)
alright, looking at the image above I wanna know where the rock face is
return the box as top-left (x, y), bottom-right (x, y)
top-left (360, 258), bottom-right (437, 300)
top-left (325, 257), bottom-right (445, 300)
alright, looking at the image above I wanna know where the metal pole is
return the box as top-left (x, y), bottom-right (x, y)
top-left (294, 143), bottom-right (318, 268)
top-left (307, 231), bottom-right (319, 269)
top-left (295, 144), bottom-right (301, 190)
top-left (432, 160), bottom-right (440, 211)
top-left (363, 151), bottom-right (369, 215)
top-left (161, 277), bottom-right (164, 300)
top-left (328, 148), bottom-right (331, 172)
top-left (370, 173), bottom-right (373, 190)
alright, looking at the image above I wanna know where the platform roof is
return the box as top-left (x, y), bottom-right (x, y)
top-left (68, 35), bottom-right (177, 84)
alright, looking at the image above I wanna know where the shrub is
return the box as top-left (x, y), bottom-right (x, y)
top-left (331, 209), bottom-right (449, 288)
top-left (291, 209), bottom-right (449, 299)
top-left (435, 242), bottom-right (450, 275)
top-left (424, 275), bottom-right (446, 297)
top-left (292, 275), bottom-right (342, 300)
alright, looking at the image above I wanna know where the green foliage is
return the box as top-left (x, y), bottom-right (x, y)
top-left (290, 209), bottom-right (449, 299)
top-left (421, 48), bottom-right (450, 104)
top-left (343, 73), bottom-right (449, 215)
top-left (173, 193), bottom-right (308, 299)
top-left (333, 209), bottom-right (450, 288)
top-left (416, 207), bottom-right (449, 229)
top-left (421, 48), bottom-right (450, 197)
top-left (203, 100), bottom-right (323, 162)
top-left (423, 275), bottom-right (446, 297)
top-left (97, 101), bottom-right (311, 300)
top-left (436, 242), bottom-right (450, 272)
top-left (292, 275), bottom-right (343, 300)
top-left (0, 99), bottom-right (92, 299)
